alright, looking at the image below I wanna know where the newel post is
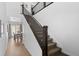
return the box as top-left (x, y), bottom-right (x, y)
top-left (42, 26), bottom-right (48, 56)
top-left (21, 4), bottom-right (24, 14)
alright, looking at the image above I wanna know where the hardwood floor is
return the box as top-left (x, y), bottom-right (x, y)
top-left (5, 38), bottom-right (31, 56)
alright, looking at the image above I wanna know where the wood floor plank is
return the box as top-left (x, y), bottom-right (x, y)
top-left (5, 38), bottom-right (31, 56)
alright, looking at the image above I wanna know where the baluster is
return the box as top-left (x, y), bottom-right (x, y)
top-left (44, 2), bottom-right (46, 7)
top-left (21, 4), bottom-right (24, 14)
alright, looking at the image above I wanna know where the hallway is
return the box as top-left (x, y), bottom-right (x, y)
top-left (5, 38), bottom-right (31, 56)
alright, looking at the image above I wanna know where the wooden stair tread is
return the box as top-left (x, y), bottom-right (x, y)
top-left (48, 39), bottom-right (53, 43)
top-left (48, 42), bottom-right (56, 51)
top-left (48, 42), bottom-right (56, 46)
top-left (48, 47), bottom-right (61, 56)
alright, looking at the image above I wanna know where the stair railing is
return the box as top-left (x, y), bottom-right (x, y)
top-left (31, 2), bottom-right (53, 15)
top-left (21, 4), bottom-right (48, 56)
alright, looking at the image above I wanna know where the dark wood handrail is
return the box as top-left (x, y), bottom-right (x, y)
top-left (32, 2), bottom-right (40, 9)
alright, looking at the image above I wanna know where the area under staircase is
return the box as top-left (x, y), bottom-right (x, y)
top-left (21, 4), bottom-right (68, 56)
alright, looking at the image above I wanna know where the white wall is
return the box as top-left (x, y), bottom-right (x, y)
top-left (0, 2), bottom-right (7, 55)
top-left (6, 2), bottom-right (22, 17)
top-left (5, 2), bottom-right (42, 56)
top-left (33, 2), bottom-right (79, 56)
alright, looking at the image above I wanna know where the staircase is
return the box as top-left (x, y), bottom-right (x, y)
top-left (21, 4), bottom-right (68, 56)
top-left (48, 36), bottom-right (68, 56)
